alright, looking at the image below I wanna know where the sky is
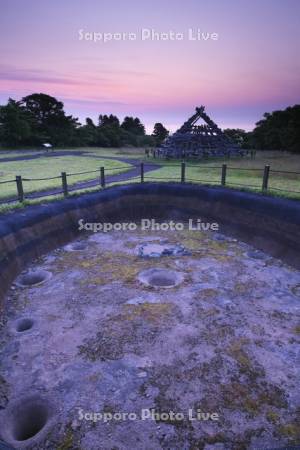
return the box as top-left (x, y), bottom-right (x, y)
top-left (0, 0), bottom-right (299, 133)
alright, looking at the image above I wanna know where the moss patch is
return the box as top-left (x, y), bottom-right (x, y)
top-left (292, 325), bottom-right (300, 334)
top-left (198, 288), bottom-right (219, 300)
top-left (279, 422), bottom-right (300, 442)
top-left (78, 303), bottom-right (182, 361)
top-left (266, 410), bottom-right (279, 424)
top-left (57, 429), bottom-right (74, 450)
top-left (122, 302), bottom-right (174, 323)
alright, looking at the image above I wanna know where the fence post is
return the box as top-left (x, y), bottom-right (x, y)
top-left (181, 162), bottom-right (186, 183)
top-left (262, 165), bottom-right (270, 191)
top-left (221, 164), bottom-right (227, 186)
top-left (100, 167), bottom-right (105, 188)
top-left (140, 162), bottom-right (144, 183)
top-left (16, 175), bottom-right (24, 202)
top-left (61, 172), bottom-right (68, 197)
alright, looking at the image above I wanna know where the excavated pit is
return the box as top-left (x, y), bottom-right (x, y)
top-left (15, 270), bottom-right (51, 287)
top-left (0, 227), bottom-right (300, 450)
top-left (13, 401), bottom-right (49, 441)
top-left (65, 242), bottom-right (88, 251)
top-left (291, 284), bottom-right (300, 297)
top-left (16, 318), bottom-right (34, 333)
top-left (0, 396), bottom-right (53, 448)
top-left (138, 268), bottom-right (184, 288)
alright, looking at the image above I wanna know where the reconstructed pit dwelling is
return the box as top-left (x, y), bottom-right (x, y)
top-left (0, 183), bottom-right (300, 450)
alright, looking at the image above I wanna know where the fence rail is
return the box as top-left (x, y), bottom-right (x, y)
top-left (1, 162), bottom-right (300, 206)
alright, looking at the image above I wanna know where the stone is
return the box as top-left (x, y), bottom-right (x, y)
top-left (137, 243), bottom-right (189, 258)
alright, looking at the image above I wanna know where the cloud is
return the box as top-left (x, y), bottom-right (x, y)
top-left (62, 97), bottom-right (128, 107)
top-left (0, 65), bottom-right (82, 85)
top-left (0, 64), bottom-right (153, 88)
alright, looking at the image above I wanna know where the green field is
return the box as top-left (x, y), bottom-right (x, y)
top-left (0, 148), bottom-right (299, 213)
top-left (143, 151), bottom-right (300, 199)
top-left (0, 146), bottom-right (146, 160)
top-left (0, 153), bottom-right (132, 199)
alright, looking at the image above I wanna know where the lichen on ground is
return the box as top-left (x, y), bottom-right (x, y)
top-left (1, 226), bottom-right (300, 449)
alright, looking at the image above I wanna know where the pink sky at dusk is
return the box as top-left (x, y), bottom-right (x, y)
top-left (0, 0), bottom-right (299, 132)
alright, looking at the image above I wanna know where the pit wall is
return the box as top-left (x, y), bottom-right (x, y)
top-left (1, 183), bottom-right (300, 307)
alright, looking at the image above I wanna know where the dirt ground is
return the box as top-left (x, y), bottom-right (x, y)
top-left (0, 227), bottom-right (300, 449)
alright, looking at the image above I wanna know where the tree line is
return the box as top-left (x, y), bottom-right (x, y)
top-left (0, 93), bottom-right (299, 152)
top-left (0, 93), bottom-right (169, 148)
top-left (224, 104), bottom-right (300, 153)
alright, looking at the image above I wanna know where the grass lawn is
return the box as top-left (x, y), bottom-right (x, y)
top-left (0, 150), bottom-right (46, 158)
top-left (143, 151), bottom-right (300, 199)
top-left (82, 146), bottom-right (147, 159)
top-left (0, 154), bottom-right (132, 199)
top-left (0, 149), bottom-right (300, 211)
top-left (0, 146), bottom-right (147, 160)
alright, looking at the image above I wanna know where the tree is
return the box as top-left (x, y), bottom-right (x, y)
top-left (20, 93), bottom-right (79, 146)
top-left (251, 105), bottom-right (300, 152)
top-left (121, 117), bottom-right (145, 135)
top-left (0, 99), bottom-right (31, 146)
top-left (78, 118), bottom-right (97, 146)
top-left (86, 117), bottom-right (95, 128)
top-left (152, 122), bottom-right (169, 145)
top-left (0, 92), bottom-right (162, 149)
top-left (98, 114), bottom-right (121, 147)
top-left (96, 115), bottom-right (147, 147)
top-left (223, 128), bottom-right (250, 148)
top-left (99, 114), bottom-right (120, 127)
